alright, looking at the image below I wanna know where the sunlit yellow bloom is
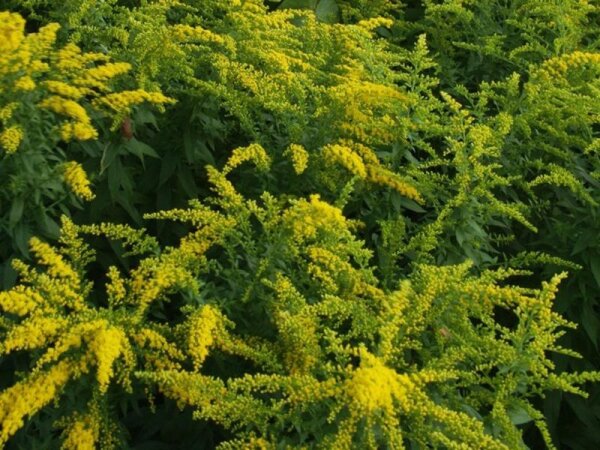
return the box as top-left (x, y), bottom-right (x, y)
top-left (89, 327), bottom-right (127, 392)
top-left (14, 76), bottom-right (36, 91)
top-left (323, 143), bottom-right (367, 178)
top-left (0, 287), bottom-right (41, 316)
top-left (62, 161), bottom-right (95, 200)
top-left (0, 103), bottom-right (18, 121)
top-left (61, 414), bottom-right (99, 450)
top-left (284, 195), bottom-right (349, 242)
top-left (0, 12), bottom-right (25, 53)
top-left (29, 237), bottom-right (78, 280)
top-left (44, 81), bottom-right (88, 100)
top-left (188, 305), bottom-right (221, 370)
top-left (345, 351), bottom-right (413, 413)
top-left (60, 122), bottom-right (98, 141)
top-left (0, 126), bottom-right (24, 153)
top-left (92, 89), bottom-right (174, 113)
top-left (1, 316), bottom-right (67, 355)
top-left (223, 143), bottom-right (271, 174)
top-left (39, 96), bottom-right (91, 124)
top-left (0, 360), bottom-right (74, 446)
top-left (284, 144), bottom-right (309, 174)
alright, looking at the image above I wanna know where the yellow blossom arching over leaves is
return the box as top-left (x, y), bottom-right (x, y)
top-left (14, 76), bottom-right (36, 91)
top-left (61, 412), bottom-right (100, 450)
top-left (29, 236), bottom-right (79, 280)
top-left (222, 143), bottom-right (272, 175)
top-left (284, 143), bottom-right (309, 174)
top-left (283, 194), bottom-right (351, 242)
top-left (89, 326), bottom-right (128, 393)
top-left (345, 354), bottom-right (411, 413)
top-left (323, 143), bottom-right (368, 179)
top-left (0, 125), bottom-right (24, 154)
top-left (62, 161), bottom-right (95, 201)
top-left (0, 11), bottom-right (25, 53)
top-left (188, 305), bottom-right (222, 370)
top-left (321, 142), bottom-right (423, 203)
top-left (0, 359), bottom-right (76, 446)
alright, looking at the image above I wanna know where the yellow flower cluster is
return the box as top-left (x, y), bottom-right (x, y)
top-left (40, 96), bottom-right (98, 141)
top-left (29, 236), bottom-right (78, 280)
top-left (172, 24), bottom-right (228, 46)
top-left (222, 143), bottom-right (272, 175)
top-left (0, 126), bottom-right (24, 153)
top-left (44, 80), bottom-right (90, 100)
top-left (284, 143), bottom-right (309, 174)
top-left (367, 165), bottom-right (424, 203)
top-left (345, 351), bottom-right (412, 414)
top-left (0, 287), bottom-right (41, 316)
top-left (89, 326), bottom-right (128, 392)
top-left (14, 76), bottom-right (36, 91)
top-left (539, 51), bottom-right (600, 78)
top-left (188, 305), bottom-right (221, 370)
top-left (0, 360), bottom-right (74, 446)
top-left (323, 143), bottom-right (368, 178)
top-left (283, 195), bottom-right (350, 242)
top-left (0, 11), bottom-right (25, 53)
top-left (93, 89), bottom-right (175, 116)
top-left (0, 102), bottom-right (18, 121)
top-left (1, 316), bottom-right (67, 355)
top-left (62, 161), bottom-right (95, 201)
top-left (0, 11), bottom-right (173, 151)
top-left (132, 328), bottom-right (184, 371)
top-left (61, 414), bottom-right (99, 450)
top-left (322, 142), bottom-right (424, 203)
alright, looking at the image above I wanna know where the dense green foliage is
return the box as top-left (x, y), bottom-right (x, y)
top-left (0, 1), bottom-right (599, 449)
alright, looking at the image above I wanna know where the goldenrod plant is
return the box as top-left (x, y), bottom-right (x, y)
top-left (0, 11), bottom-right (172, 284)
top-left (0, 0), bottom-right (599, 448)
top-left (1, 153), bottom-right (598, 448)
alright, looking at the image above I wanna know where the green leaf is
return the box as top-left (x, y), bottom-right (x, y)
top-left (13, 224), bottom-right (31, 257)
top-left (590, 255), bottom-right (600, 288)
top-left (279, 0), bottom-right (317, 9)
top-left (507, 405), bottom-right (533, 425)
top-left (126, 139), bottom-right (159, 166)
top-left (9, 197), bottom-right (24, 228)
top-left (581, 302), bottom-right (600, 349)
top-left (315, 0), bottom-right (340, 23)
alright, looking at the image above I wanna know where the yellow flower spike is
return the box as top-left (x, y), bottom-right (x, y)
top-left (0, 359), bottom-right (74, 446)
top-left (29, 237), bottom-right (78, 280)
top-left (283, 195), bottom-right (350, 242)
top-left (206, 165), bottom-right (245, 206)
top-left (1, 315), bottom-right (68, 355)
top-left (89, 326), bottom-right (127, 393)
top-left (0, 11), bottom-right (26, 53)
top-left (366, 165), bottom-right (424, 203)
top-left (14, 76), bottom-right (36, 91)
top-left (44, 81), bottom-right (89, 100)
top-left (106, 266), bottom-right (127, 305)
top-left (322, 143), bottom-right (368, 179)
top-left (60, 121), bottom-right (98, 141)
top-left (0, 103), bottom-right (18, 121)
top-left (93, 90), bottom-right (175, 115)
top-left (284, 144), bottom-right (310, 174)
top-left (39, 96), bottom-right (92, 125)
top-left (188, 305), bottom-right (221, 370)
top-left (0, 126), bottom-right (24, 154)
top-left (62, 161), bottom-right (95, 201)
top-left (0, 287), bottom-right (42, 316)
top-left (83, 62), bottom-right (132, 82)
top-left (61, 413), bottom-right (99, 450)
top-left (222, 143), bottom-right (272, 175)
top-left (345, 350), bottom-right (413, 414)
